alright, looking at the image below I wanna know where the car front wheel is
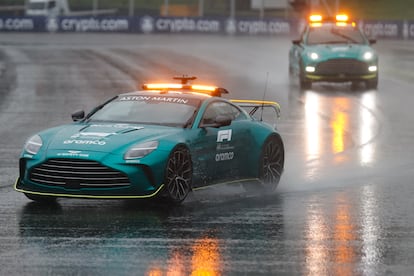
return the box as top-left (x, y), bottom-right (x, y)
top-left (163, 146), bottom-right (192, 204)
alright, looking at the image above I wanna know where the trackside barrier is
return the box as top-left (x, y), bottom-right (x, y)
top-left (0, 15), bottom-right (412, 39)
top-left (0, 15), bottom-right (291, 35)
top-left (358, 20), bottom-right (403, 40)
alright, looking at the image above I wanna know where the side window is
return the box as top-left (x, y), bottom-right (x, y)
top-left (226, 104), bottom-right (244, 121)
top-left (201, 102), bottom-right (221, 125)
top-left (201, 101), bottom-right (245, 126)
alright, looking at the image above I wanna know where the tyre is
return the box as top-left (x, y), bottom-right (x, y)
top-left (24, 193), bottom-right (57, 204)
top-left (299, 64), bottom-right (312, 90)
top-left (258, 135), bottom-right (285, 192)
top-left (300, 78), bottom-right (312, 90)
top-left (366, 77), bottom-right (378, 90)
top-left (163, 146), bottom-right (192, 204)
top-left (351, 81), bottom-right (361, 91)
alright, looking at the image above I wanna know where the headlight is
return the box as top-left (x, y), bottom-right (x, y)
top-left (308, 52), bottom-right (319, 60)
top-left (305, 66), bottom-right (316, 72)
top-left (124, 141), bottom-right (159, 160)
top-left (368, 65), bottom-right (378, 72)
top-left (363, 51), bottom-right (374, 60)
top-left (24, 135), bottom-right (43, 155)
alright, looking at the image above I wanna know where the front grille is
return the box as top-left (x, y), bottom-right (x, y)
top-left (316, 59), bottom-right (368, 75)
top-left (29, 159), bottom-right (130, 189)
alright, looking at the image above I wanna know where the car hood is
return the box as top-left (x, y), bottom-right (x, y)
top-left (304, 44), bottom-right (374, 61)
top-left (44, 122), bottom-right (182, 153)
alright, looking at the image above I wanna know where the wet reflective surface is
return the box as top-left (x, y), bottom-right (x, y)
top-left (1, 34), bottom-right (414, 275)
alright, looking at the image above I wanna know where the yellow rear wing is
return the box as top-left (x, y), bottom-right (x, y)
top-left (230, 99), bottom-right (281, 118)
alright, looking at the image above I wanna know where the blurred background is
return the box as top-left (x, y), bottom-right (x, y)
top-left (0, 0), bottom-right (413, 20)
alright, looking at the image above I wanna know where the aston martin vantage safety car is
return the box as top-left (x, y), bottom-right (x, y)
top-left (15, 76), bottom-right (284, 204)
top-left (289, 14), bottom-right (378, 90)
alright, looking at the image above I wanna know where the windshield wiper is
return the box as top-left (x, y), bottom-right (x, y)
top-left (330, 29), bottom-right (358, 44)
top-left (84, 96), bottom-right (118, 122)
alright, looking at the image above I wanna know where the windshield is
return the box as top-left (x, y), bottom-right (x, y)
top-left (88, 95), bottom-right (200, 127)
top-left (306, 24), bottom-right (366, 45)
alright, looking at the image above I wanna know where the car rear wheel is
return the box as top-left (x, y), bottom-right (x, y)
top-left (258, 135), bottom-right (284, 192)
top-left (366, 77), bottom-right (378, 90)
top-left (164, 146), bottom-right (192, 204)
top-left (24, 193), bottom-right (57, 204)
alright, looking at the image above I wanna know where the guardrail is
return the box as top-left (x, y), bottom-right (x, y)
top-left (0, 15), bottom-right (413, 39)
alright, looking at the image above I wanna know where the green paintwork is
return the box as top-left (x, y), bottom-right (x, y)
top-left (289, 22), bottom-right (379, 87)
top-left (15, 90), bottom-right (283, 200)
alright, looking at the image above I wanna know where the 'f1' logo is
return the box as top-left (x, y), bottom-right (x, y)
top-left (217, 129), bottom-right (232, 142)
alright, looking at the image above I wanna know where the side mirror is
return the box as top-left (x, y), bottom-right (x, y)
top-left (71, 110), bottom-right (85, 121)
top-left (368, 38), bottom-right (376, 45)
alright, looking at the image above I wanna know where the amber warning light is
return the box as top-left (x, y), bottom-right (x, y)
top-left (142, 76), bottom-right (229, 97)
top-left (336, 14), bottom-right (349, 22)
top-left (309, 14), bottom-right (350, 23)
top-left (142, 83), bottom-right (219, 92)
top-left (309, 14), bottom-right (322, 22)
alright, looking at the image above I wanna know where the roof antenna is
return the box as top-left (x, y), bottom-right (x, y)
top-left (260, 72), bottom-right (269, 122)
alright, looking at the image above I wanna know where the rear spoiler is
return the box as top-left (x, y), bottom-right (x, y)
top-left (230, 99), bottom-right (281, 118)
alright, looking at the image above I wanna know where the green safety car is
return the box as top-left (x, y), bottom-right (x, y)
top-left (15, 76), bottom-right (284, 204)
top-left (289, 14), bottom-right (378, 90)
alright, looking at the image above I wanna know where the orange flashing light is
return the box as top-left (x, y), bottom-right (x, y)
top-left (142, 83), bottom-right (224, 97)
top-left (143, 83), bottom-right (218, 93)
top-left (309, 14), bottom-right (322, 22)
top-left (142, 76), bottom-right (229, 97)
top-left (336, 14), bottom-right (349, 22)
top-left (191, 84), bottom-right (218, 92)
top-left (143, 83), bottom-right (183, 90)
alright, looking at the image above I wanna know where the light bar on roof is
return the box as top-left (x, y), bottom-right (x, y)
top-left (142, 78), bottom-right (229, 97)
top-left (309, 14), bottom-right (322, 22)
top-left (191, 85), bottom-right (218, 92)
top-left (143, 83), bottom-right (218, 92)
top-left (143, 83), bottom-right (183, 90)
top-left (336, 14), bottom-right (349, 22)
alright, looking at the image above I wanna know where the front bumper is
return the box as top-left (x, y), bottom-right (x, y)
top-left (303, 58), bottom-right (378, 82)
top-left (305, 72), bottom-right (378, 82)
top-left (15, 150), bottom-right (169, 199)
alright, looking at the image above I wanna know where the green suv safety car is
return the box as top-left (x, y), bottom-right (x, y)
top-left (289, 14), bottom-right (378, 90)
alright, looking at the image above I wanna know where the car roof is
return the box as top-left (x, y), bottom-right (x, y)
top-left (118, 90), bottom-right (219, 101)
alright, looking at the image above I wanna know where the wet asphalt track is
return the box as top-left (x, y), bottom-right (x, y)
top-left (1, 33), bottom-right (414, 275)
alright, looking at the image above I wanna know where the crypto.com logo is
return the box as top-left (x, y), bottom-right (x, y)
top-left (140, 16), bottom-right (154, 34)
top-left (46, 16), bottom-right (59, 32)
